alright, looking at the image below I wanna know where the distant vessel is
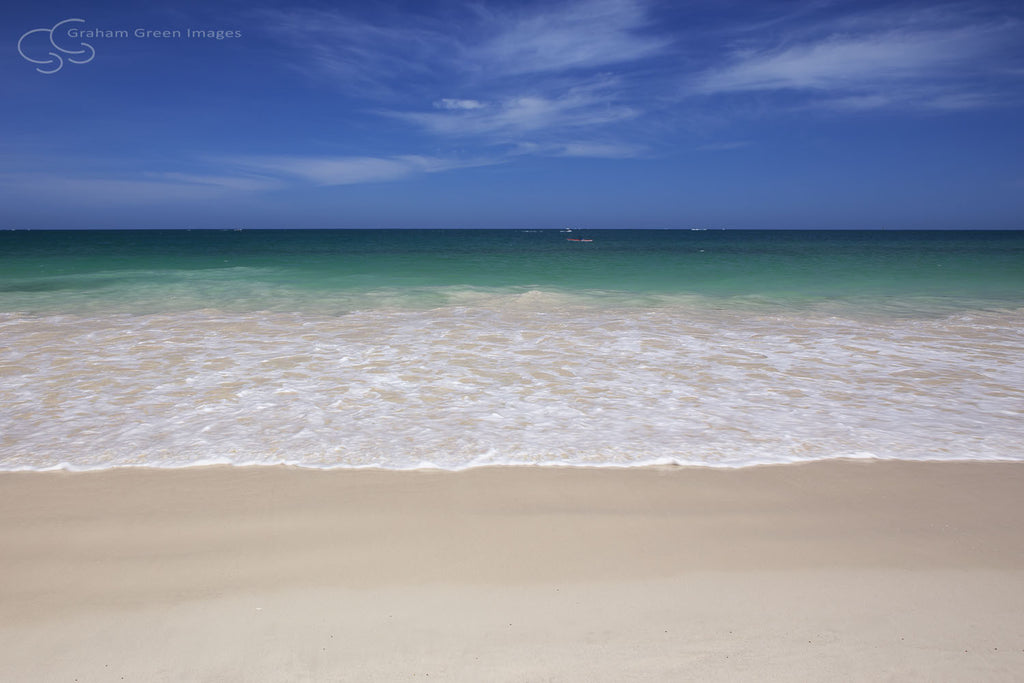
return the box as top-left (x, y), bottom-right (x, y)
top-left (561, 227), bottom-right (573, 233)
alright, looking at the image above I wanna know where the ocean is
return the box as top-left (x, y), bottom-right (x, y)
top-left (1, 228), bottom-right (1022, 471)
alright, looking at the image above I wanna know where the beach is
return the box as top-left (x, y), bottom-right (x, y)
top-left (3, 460), bottom-right (1023, 681)
top-left (2, 229), bottom-right (1023, 679)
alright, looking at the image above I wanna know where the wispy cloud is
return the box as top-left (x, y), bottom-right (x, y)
top-left (257, 7), bottom-right (452, 98)
top-left (0, 153), bottom-right (498, 206)
top-left (469, 0), bottom-right (670, 76)
top-left (698, 28), bottom-right (981, 93)
top-left (211, 1), bottom-right (1024, 194)
top-left (554, 141), bottom-right (648, 158)
top-left (259, 0), bottom-right (1022, 171)
top-left (434, 98), bottom-right (486, 110)
top-left (512, 140), bottom-right (648, 158)
top-left (393, 80), bottom-right (638, 138)
top-left (692, 10), bottom-right (1022, 111)
top-left (150, 172), bottom-right (282, 192)
top-left (221, 154), bottom-right (499, 186)
top-left (260, 0), bottom-right (667, 151)
top-left (261, 0), bottom-right (666, 86)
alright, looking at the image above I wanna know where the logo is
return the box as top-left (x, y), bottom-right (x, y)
top-left (18, 18), bottom-right (95, 74)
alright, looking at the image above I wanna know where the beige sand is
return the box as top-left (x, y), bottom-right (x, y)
top-left (1, 460), bottom-right (1023, 681)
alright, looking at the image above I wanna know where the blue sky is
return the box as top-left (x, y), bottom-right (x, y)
top-left (3, 0), bottom-right (1023, 229)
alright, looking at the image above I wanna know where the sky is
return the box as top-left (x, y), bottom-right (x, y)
top-left (3, 0), bottom-right (1023, 229)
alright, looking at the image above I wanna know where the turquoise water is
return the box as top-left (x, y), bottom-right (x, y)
top-left (1, 229), bottom-right (1022, 471)
top-left (3, 229), bottom-right (1023, 314)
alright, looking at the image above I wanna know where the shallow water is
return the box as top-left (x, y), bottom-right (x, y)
top-left (1, 229), bottom-right (1022, 470)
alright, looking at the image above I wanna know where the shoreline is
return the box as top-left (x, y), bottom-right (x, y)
top-left (3, 453), bottom-right (1023, 474)
top-left (2, 460), bottom-right (1023, 680)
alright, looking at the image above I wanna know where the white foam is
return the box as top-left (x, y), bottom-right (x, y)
top-left (1, 303), bottom-right (1023, 472)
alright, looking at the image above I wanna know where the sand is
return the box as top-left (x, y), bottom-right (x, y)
top-left (1, 460), bottom-right (1023, 681)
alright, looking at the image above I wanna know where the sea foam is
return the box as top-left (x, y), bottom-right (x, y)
top-left (1, 302), bottom-right (1022, 472)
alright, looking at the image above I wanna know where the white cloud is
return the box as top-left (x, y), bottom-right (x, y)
top-left (472, 0), bottom-right (669, 76)
top-left (257, 1), bottom-right (667, 157)
top-left (394, 81), bottom-right (638, 139)
top-left (260, 0), bottom-right (669, 102)
top-left (697, 28), bottom-right (984, 94)
top-left (0, 155), bottom-right (496, 203)
top-left (258, 8), bottom-right (449, 96)
top-left (222, 154), bottom-right (499, 186)
top-left (508, 140), bottom-right (646, 158)
top-left (692, 15), bottom-right (1020, 111)
top-left (434, 98), bottom-right (486, 110)
top-left (554, 141), bottom-right (647, 158)
top-left (821, 89), bottom-right (996, 112)
top-left (150, 172), bottom-right (282, 192)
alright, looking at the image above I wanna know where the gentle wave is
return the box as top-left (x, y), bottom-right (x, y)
top-left (4, 275), bottom-right (1021, 319)
top-left (2, 303), bottom-right (1022, 471)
